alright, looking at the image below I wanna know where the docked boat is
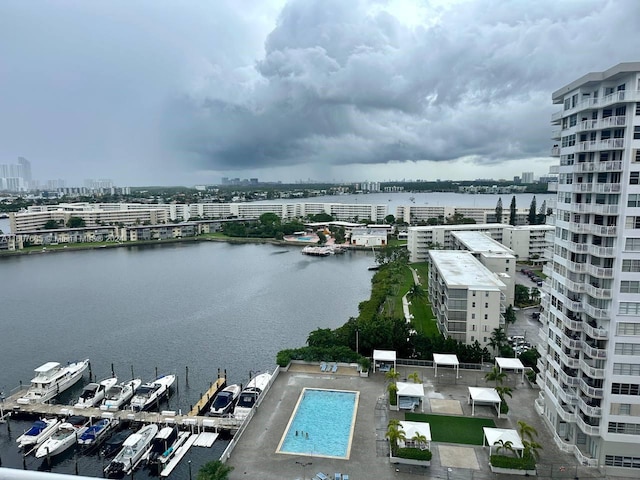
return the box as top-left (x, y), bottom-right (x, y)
top-left (16, 418), bottom-right (60, 449)
top-left (74, 376), bottom-right (118, 408)
top-left (146, 426), bottom-right (189, 470)
top-left (34, 416), bottom-right (89, 458)
top-left (17, 359), bottom-right (90, 405)
top-left (100, 428), bottom-right (135, 458)
top-left (209, 384), bottom-right (241, 416)
top-left (104, 423), bottom-right (158, 478)
top-left (100, 378), bottom-right (142, 411)
top-left (233, 372), bottom-right (272, 421)
top-left (77, 418), bottom-right (116, 447)
top-left (129, 374), bottom-right (175, 412)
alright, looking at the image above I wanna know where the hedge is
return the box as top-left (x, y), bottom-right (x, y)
top-left (396, 447), bottom-right (432, 461)
top-left (490, 454), bottom-right (536, 470)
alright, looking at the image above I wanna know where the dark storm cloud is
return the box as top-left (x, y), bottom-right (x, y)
top-left (169, 0), bottom-right (640, 173)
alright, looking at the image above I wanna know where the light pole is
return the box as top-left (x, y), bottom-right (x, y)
top-left (296, 461), bottom-right (312, 480)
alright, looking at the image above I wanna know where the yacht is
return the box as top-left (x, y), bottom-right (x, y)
top-left (77, 418), bottom-right (116, 447)
top-left (104, 423), bottom-right (158, 478)
top-left (35, 416), bottom-right (89, 458)
top-left (209, 384), bottom-right (241, 416)
top-left (99, 428), bottom-right (135, 458)
top-left (233, 372), bottom-right (272, 421)
top-left (129, 374), bottom-right (175, 411)
top-left (100, 378), bottom-right (142, 411)
top-left (17, 359), bottom-right (90, 405)
top-left (146, 426), bottom-right (189, 470)
top-left (74, 376), bottom-right (118, 408)
top-left (16, 418), bottom-right (60, 449)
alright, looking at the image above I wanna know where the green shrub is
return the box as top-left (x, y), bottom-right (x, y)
top-left (490, 454), bottom-right (536, 470)
top-left (500, 401), bottom-right (509, 414)
top-left (396, 447), bottom-right (432, 461)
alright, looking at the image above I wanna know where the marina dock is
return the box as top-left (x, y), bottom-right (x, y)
top-left (188, 374), bottom-right (227, 416)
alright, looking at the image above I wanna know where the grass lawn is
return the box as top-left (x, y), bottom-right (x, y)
top-left (406, 262), bottom-right (440, 337)
top-left (405, 413), bottom-right (496, 445)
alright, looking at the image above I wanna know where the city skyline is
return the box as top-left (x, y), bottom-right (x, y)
top-left (1, 1), bottom-right (640, 186)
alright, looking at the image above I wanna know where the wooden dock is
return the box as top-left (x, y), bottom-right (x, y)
top-left (188, 375), bottom-right (226, 416)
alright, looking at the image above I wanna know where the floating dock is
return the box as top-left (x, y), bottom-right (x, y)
top-left (188, 374), bottom-right (227, 416)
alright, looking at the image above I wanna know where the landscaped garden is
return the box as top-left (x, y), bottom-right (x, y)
top-left (404, 413), bottom-right (496, 445)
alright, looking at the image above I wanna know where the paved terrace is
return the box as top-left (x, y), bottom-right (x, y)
top-left (224, 363), bottom-right (622, 480)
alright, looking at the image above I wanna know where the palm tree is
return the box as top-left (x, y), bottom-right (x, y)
top-left (385, 421), bottom-right (406, 454)
top-left (517, 420), bottom-right (538, 442)
top-left (484, 366), bottom-right (507, 388)
top-left (522, 440), bottom-right (543, 461)
top-left (408, 371), bottom-right (421, 384)
top-left (411, 432), bottom-right (428, 450)
top-left (493, 439), bottom-right (514, 456)
top-left (488, 327), bottom-right (508, 355)
top-left (385, 368), bottom-right (401, 383)
top-left (197, 460), bottom-right (234, 480)
top-left (496, 385), bottom-right (513, 400)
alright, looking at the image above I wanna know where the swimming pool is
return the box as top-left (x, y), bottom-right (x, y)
top-left (276, 388), bottom-right (359, 459)
top-left (296, 236), bottom-right (314, 241)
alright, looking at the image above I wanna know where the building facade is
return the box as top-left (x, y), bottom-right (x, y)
top-left (536, 63), bottom-right (640, 473)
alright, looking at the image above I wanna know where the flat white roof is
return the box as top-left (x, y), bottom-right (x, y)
top-left (452, 231), bottom-right (515, 256)
top-left (429, 251), bottom-right (506, 290)
top-left (397, 382), bottom-right (425, 398)
top-left (495, 357), bottom-right (525, 371)
top-left (400, 421), bottom-right (432, 442)
top-left (373, 350), bottom-right (396, 362)
top-left (468, 387), bottom-right (501, 403)
top-left (433, 353), bottom-right (459, 366)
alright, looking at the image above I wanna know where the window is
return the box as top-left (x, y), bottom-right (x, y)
top-left (618, 404), bottom-right (632, 416)
top-left (635, 150), bottom-right (640, 163)
top-left (471, 314), bottom-right (476, 319)
top-left (483, 325), bottom-right (488, 332)
top-left (620, 281), bottom-right (640, 294)
top-left (483, 337), bottom-right (487, 343)
top-left (622, 259), bottom-right (640, 272)
top-left (485, 303), bottom-right (488, 308)
top-left (615, 343), bottom-right (640, 355)
top-left (619, 303), bottom-right (640, 315)
top-left (626, 238), bottom-right (640, 250)
top-left (629, 195), bottom-right (640, 207)
top-left (484, 314), bottom-right (488, 320)
top-left (636, 103), bottom-right (640, 115)
top-left (471, 324), bottom-right (476, 330)
top-left (626, 217), bottom-right (640, 229)
top-left (470, 336), bottom-right (475, 341)
top-left (472, 302), bottom-right (476, 307)
top-left (485, 292), bottom-right (489, 297)
top-left (605, 455), bottom-right (640, 468)
top-left (617, 322), bottom-right (640, 335)
top-left (635, 126), bottom-right (640, 140)
top-left (608, 422), bottom-right (640, 435)
top-left (612, 383), bottom-right (640, 395)
top-left (614, 363), bottom-right (640, 376)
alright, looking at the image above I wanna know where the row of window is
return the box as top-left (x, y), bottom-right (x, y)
top-left (619, 303), bottom-right (640, 316)
top-left (617, 322), bottom-right (640, 335)
top-left (615, 343), bottom-right (640, 355)
top-left (621, 281), bottom-right (640, 294)
top-left (608, 422), bottom-right (640, 435)
top-left (622, 259), bottom-right (640, 272)
top-left (614, 363), bottom-right (640, 376)
top-left (612, 383), bottom-right (640, 395)
top-left (605, 455), bottom-right (640, 468)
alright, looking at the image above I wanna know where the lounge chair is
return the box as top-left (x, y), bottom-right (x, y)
top-left (334, 473), bottom-right (341, 480)
top-left (331, 363), bottom-right (338, 373)
top-left (342, 475), bottom-right (349, 480)
top-left (315, 472), bottom-right (329, 480)
top-left (320, 362), bottom-right (327, 372)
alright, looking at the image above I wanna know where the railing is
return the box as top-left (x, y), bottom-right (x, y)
top-left (558, 368), bottom-right (581, 386)
top-left (583, 341), bottom-right (608, 359)
top-left (557, 385), bottom-right (579, 405)
top-left (576, 414), bottom-right (601, 436)
top-left (580, 359), bottom-right (605, 379)
top-left (582, 303), bottom-right (610, 320)
top-left (558, 404), bottom-right (577, 422)
top-left (564, 278), bottom-right (585, 293)
top-left (588, 245), bottom-right (615, 257)
top-left (573, 161), bottom-right (623, 173)
top-left (570, 202), bottom-right (619, 215)
top-left (577, 138), bottom-right (625, 152)
top-left (561, 332), bottom-right (583, 350)
top-left (551, 129), bottom-right (562, 140)
top-left (583, 322), bottom-right (608, 340)
top-left (579, 378), bottom-right (604, 398)
top-left (578, 396), bottom-right (602, 418)
top-left (553, 90), bottom-right (640, 118)
top-left (576, 115), bottom-right (626, 132)
top-left (551, 146), bottom-right (561, 157)
top-left (560, 314), bottom-right (582, 332)
top-left (586, 264), bottom-right (614, 277)
top-left (584, 283), bottom-right (612, 299)
top-left (566, 260), bottom-right (587, 273)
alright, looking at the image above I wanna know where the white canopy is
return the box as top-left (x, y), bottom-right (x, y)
top-left (483, 427), bottom-right (524, 456)
top-left (468, 387), bottom-right (502, 416)
top-left (399, 421), bottom-right (431, 450)
top-left (397, 381), bottom-right (425, 412)
top-left (433, 353), bottom-right (459, 378)
top-left (495, 357), bottom-right (526, 383)
top-left (373, 349), bottom-right (396, 373)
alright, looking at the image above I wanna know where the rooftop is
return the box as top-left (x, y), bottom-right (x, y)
top-left (429, 251), bottom-right (505, 290)
top-left (451, 231), bottom-right (515, 256)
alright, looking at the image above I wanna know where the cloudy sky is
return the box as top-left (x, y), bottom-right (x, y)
top-left (2, 0), bottom-right (640, 187)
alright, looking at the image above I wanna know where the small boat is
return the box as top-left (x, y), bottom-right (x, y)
top-left (16, 418), bottom-right (60, 449)
top-left (104, 423), bottom-right (158, 478)
top-left (74, 376), bottom-right (118, 408)
top-left (209, 384), bottom-right (241, 416)
top-left (100, 378), bottom-right (142, 411)
top-left (129, 375), bottom-right (175, 412)
top-left (77, 418), bottom-right (116, 447)
top-left (17, 359), bottom-right (90, 405)
top-left (34, 416), bottom-right (88, 458)
top-left (233, 372), bottom-right (272, 421)
top-left (100, 428), bottom-right (135, 458)
top-left (146, 426), bottom-right (179, 468)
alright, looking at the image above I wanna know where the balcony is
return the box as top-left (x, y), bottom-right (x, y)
top-left (557, 385), bottom-right (579, 405)
top-left (576, 115), bottom-right (627, 132)
top-left (549, 165), bottom-right (560, 174)
top-left (576, 415), bottom-right (601, 436)
top-left (577, 138), bottom-right (625, 152)
top-left (588, 244), bottom-right (615, 257)
top-left (583, 321), bottom-right (608, 340)
top-left (583, 342), bottom-right (607, 359)
top-left (551, 146), bottom-right (561, 157)
top-left (561, 332), bottom-right (583, 350)
top-left (571, 182), bottom-right (621, 194)
top-left (557, 90), bottom-right (640, 117)
top-left (566, 260), bottom-right (588, 274)
top-left (584, 283), bottom-right (612, 299)
top-left (564, 278), bottom-right (585, 293)
top-left (558, 368), bottom-right (581, 387)
top-left (586, 264), bottom-right (614, 277)
top-left (560, 314), bottom-right (583, 332)
top-left (559, 349), bottom-right (580, 369)
top-left (578, 396), bottom-right (602, 418)
top-left (580, 359), bottom-right (605, 379)
top-left (551, 110), bottom-right (563, 123)
top-left (582, 303), bottom-right (611, 320)
top-left (570, 203), bottom-right (619, 215)
top-left (558, 404), bottom-right (577, 422)
top-left (551, 129), bottom-right (562, 140)
top-left (579, 378), bottom-right (604, 398)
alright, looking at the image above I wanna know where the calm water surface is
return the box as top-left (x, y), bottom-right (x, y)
top-left (0, 242), bottom-right (374, 477)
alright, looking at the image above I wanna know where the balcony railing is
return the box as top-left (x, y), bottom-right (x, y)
top-left (572, 161), bottom-right (623, 173)
top-left (580, 359), bottom-right (605, 379)
top-left (570, 203), bottom-right (619, 215)
top-left (562, 333), bottom-right (583, 350)
top-left (577, 138), bottom-right (625, 152)
top-left (566, 260), bottom-right (588, 273)
top-left (583, 322), bottom-right (608, 340)
top-left (557, 385), bottom-right (579, 405)
top-left (586, 264), bottom-right (614, 277)
top-left (552, 90), bottom-right (640, 119)
top-left (584, 283), bottom-right (612, 299)
top-left (576, 115), bottom-right (627, 132)
top-left (558, 405), bottom-right (577, 423)
top-left (559, 368), bottom-right (581, 386)
top-left (583, 341), bottom-right (607, 359)
top-left (576, 414), bottom-right (601, 436)
top-left (579, 378), bottom-right (604, 398)
top-left (564, 278), bottom-right (585, 293)
top-left (571, 182), bottom-right (621, 194)
top-left (582, 303), bottom-right (611, 320)
top-left (578, 396), bottom-right (602, 418)
top-left (560, 314), bottom-right (583, 332)
top-left (588, 245), bottom-right (615, 257)
top-left (551, 146), bottom-right (561, 157)
top-left (551, 129), bottom-right (562, 140)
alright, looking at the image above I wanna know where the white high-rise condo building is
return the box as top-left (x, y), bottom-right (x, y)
top-left (536, 63), bottom-right (640, 474)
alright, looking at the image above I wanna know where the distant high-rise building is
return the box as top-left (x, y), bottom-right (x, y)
top-left (0, 157), bottom-right (31, 191)
top-left (521, 171), bottom-right (534, 184)
top-left (537, 62), bottom-right (640, 475)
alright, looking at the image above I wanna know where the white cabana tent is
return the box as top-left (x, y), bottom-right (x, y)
top-left (399, 421), bottom-right (431, 450)
top-left (396, 381), bottom-right (425, 412)
top-left (483, 427), bottom-right (524, 456)
top-left (373, 349), bottom-right (396, 373)
top-left (468, 387), bottom-right (501, 416)
top-left (495, 357), bottom-right (526, 383)
top-left (433, 353), bottom-right (459, 378)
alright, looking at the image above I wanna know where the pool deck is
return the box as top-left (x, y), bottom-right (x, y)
top-left (225, 365), bottom-right (598, 480)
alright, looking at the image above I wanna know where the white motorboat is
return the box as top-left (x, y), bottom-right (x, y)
top-left (233, 372), bottom-right (272, 421)
top-left (209, 384), bottom-right (241, 416)
top-left (74, 376), bottom-right (118, 408)
top-left (34, 416), bottom-right (89, 458)
top-left (104, 423), bottom-right (158, 478)
top-left (146, 426), bottom-right (189, 469)
top-left (100, 378), bottom-right (142, 411)
top-left (77, 418), bottom-right (116, 446)
top-left (129, 375), bottom-right (175, 412)
top-left (16, 418), bottom-right (60, 449)
top-left (17, 359), bottom-right (90, 405)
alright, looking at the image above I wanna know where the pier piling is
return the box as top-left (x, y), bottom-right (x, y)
top-left (185, 366), bottom-right (189, 386)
